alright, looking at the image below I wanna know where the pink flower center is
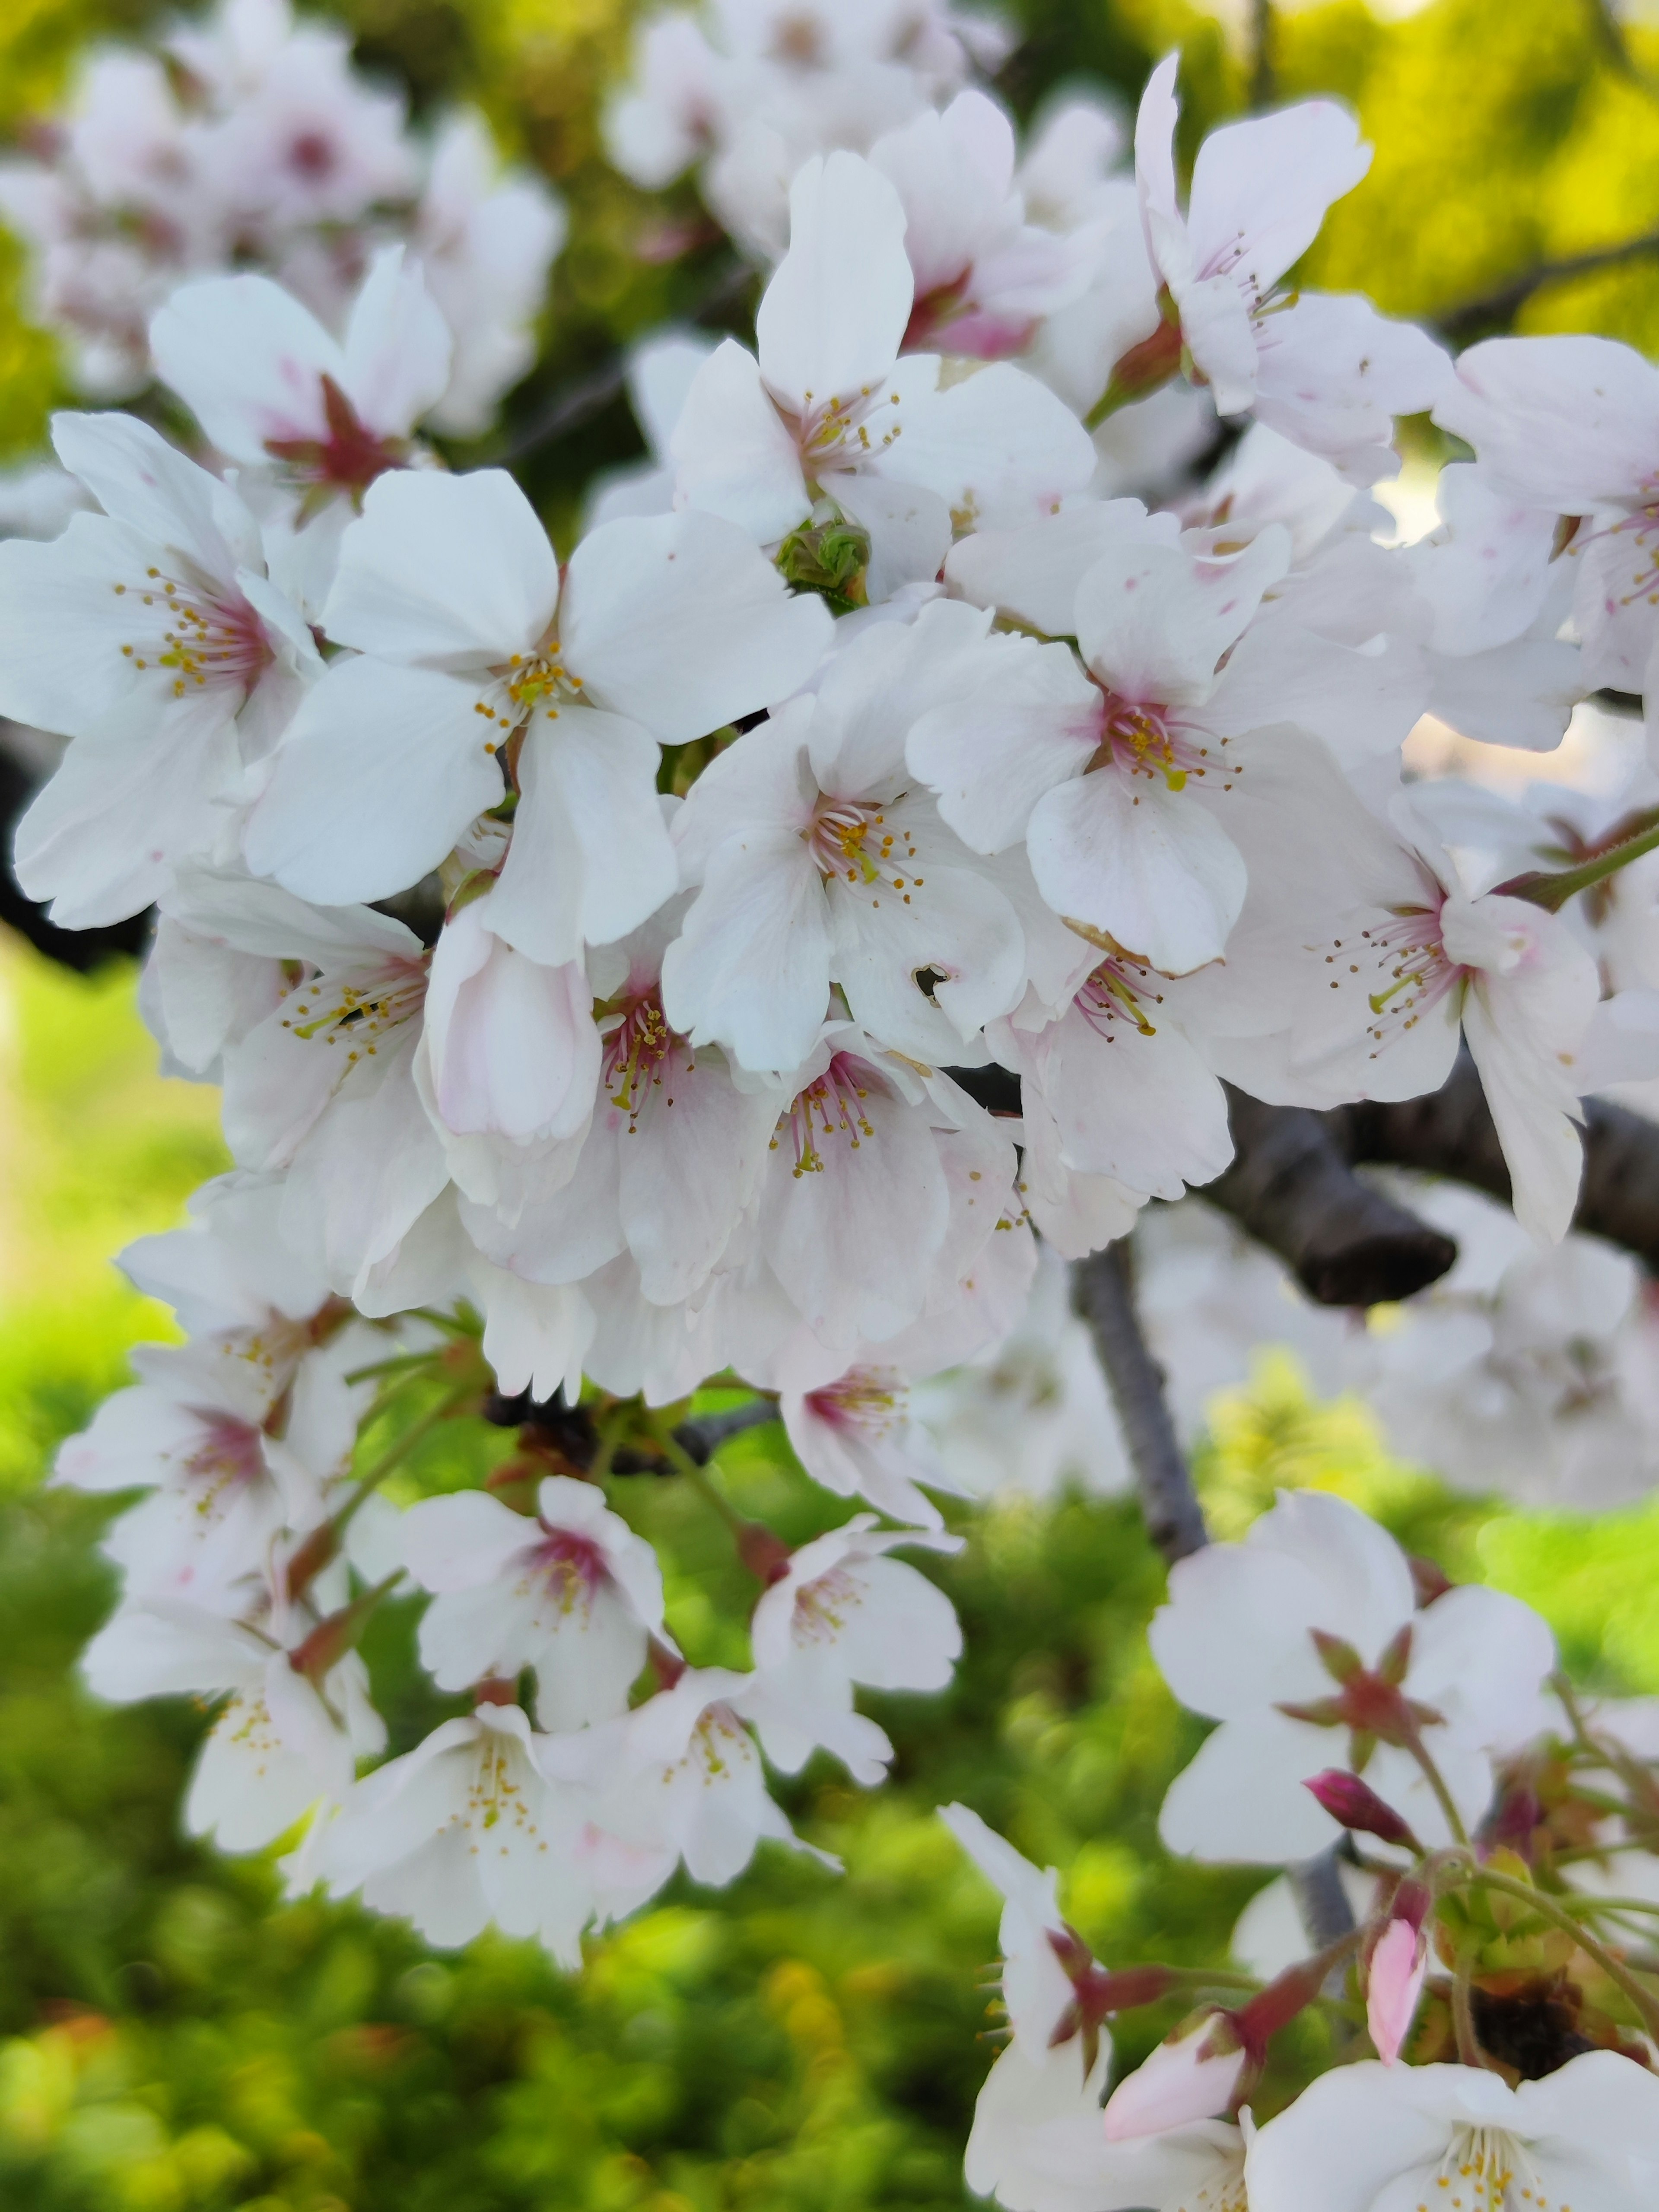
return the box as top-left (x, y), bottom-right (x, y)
top-left (775, 1053), bottom-right (881, 1176)
top-left (182, 1408), bottom-right (267, 1498)
top-left (112, 564), bottom-right (276, 703)
top-left (604, 988), bottom-right (692, 1130)
top-left (789, 1563), bottom-right (860, 1646)
top-left (1087, 689), bottom-right (1224, 793)
top-left (527, 1527), bottom-right (609, 1614)
top-left (1075, 956), bottom-right (1163, 1040)
top-left (803, 1366), bottom-right (904, 1439)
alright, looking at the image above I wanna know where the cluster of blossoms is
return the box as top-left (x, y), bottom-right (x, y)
top-left (0, 0), bottom-right (563, 431)
top-left (10, 0), bottom-right (1659, 2175)
top-left (952, 1493), bottom-right (1659, 2212)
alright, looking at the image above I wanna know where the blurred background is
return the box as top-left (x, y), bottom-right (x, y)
top-left (5, 1), bottom-right (1659, 2206)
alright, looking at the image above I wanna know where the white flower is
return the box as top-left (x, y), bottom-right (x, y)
top-left (245, 468), bottom-right (830, 927)
top-left (1433, 332), bottom-right (1659, 692)
top-left (1245, 2053), bottom-right (1659, 2212)
top-left (156, 868), bottom-right (448, 1295)
top-left (83, 1596), bottom-right (385, 1852)
top-left (0, 412), bottom-right (320, 925)
top-left (541, 1665), bottom-right (816, 1891)
top-left (149, 246), bottom-right (451, 499)
top-left (662, 600), bottom-right (1028, 1072)
top-left (1134, 55), bottom-right (1449, 481)
top-left (316, 1699), bottom-right (598, 1960)
top-left (744, 1513), bottom-right (961, 1781)
top-left (1150, 1489), bottom-right (1556, 1864)
top-left (400, 1475), bottom-right (665, 1730)
top-left (460, 904), bottom-right (784, 1306)
top-left (749, 1031), bottom-right (1022, 1355)
top-left (780, 1363), bottom-right (964, 1527)
top-left (914, 514), bottom-right (1300, 975)
top-left (868, 91), bottom-right (1099, 358)
top-left (670, 151), bottom-right (1093, 596)
top-left (1220, 793), bottom-right (1600, 1244)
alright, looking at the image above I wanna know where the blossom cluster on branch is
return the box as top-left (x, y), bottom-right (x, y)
top-left (6, 0), bottom-right (1659, 2183)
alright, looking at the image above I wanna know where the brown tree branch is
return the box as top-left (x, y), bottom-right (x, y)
top-left (1206, 1087), bottom-right (1459, 1306)
top-left (1071, 1242), bottom-right (1209, 1564)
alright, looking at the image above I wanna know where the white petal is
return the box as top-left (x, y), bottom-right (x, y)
top-left (245, 656), bottom-right (504, 903)
top-left (150, 272), bottom-right (343, 465)
top-left (1026, 771), bottom-right (1247, 976)
top-left (670, 337), bottom-right (812, 544)
top-left (562, 508), bottom-right (831, 742)
top-left (489, 704), bottom-right (676, 965)
top-left (756, 151), bottom-right (912, 413)
top-left (322, 468), bottom-right (557, 667)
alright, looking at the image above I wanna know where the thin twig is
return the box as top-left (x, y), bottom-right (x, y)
top-left (1437, 226), bottom-right (1659, 340)
top-left (1071, 1241), bottom-right (1208, 1564)
top-left (675, 1397), bottom-right (781, 1464)
top-left (493, 256), bottom-right (753, 466)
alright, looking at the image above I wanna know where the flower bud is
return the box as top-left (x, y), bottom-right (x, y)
top-left (1366, 1915), bottom-right (1427, 2066)
top-left (1101, 2011), bottom-right (1244, 2142)
top-left (1303, 1769), bottom-right (1422, 1851)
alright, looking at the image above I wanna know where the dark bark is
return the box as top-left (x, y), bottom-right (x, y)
top-left (1208, 1087), bottom-right (1459, 1307)
top-left (1071, 1242), bottom-right (1208, 1564)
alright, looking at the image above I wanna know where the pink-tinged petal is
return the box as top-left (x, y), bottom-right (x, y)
top-left (1073, 535), bottom-right (1290, 707)
top-left (322, 467), bottom-right (557, 667)
top-left (245, 656), bottom-right (503, 903)
top-left (1026, 770), bottom-right (1247, 978)
top-left (1367, 1917), bottom-right (1426, 2066)
top-left (561, 508), bottom-right (831, 741)
top-left (150, 272), bottom-right (344, 465)
top-left (423, 902), bottom-right (600, 1143)
top-left (1184, 100), bottom-right (1370, 297)
top-left (616, 1054), bottom-right (779, 1304)
top-left (1435, 332), bottom-right (1659, 513)
top-left (756, 151), bottom-right (913, 413)
top-left (1102, 2020), bottom-right (1244, 2141)
top-left (670, 337), bottom-right (813, 545)
top-left (1252, 292), bottom-right (1453, 483)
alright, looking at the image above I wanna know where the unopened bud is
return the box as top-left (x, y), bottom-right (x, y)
top-left (1101, 2011), bottom-right (1244, 2142)
top-left (1366, 1915), bottom-right (1427, 2066)
top-left (1304, 1770), bottom-right (1423, 1852)
top-left (283, 1518), bottom-right (340, 1605)
top-left (737, 1521), bottom-right (792, 1584)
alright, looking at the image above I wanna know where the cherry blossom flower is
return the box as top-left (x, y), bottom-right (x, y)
top-left (245, 467), bottom-right (829, 922)
top-left (1245, 2053), bottom-right (1659, 2212)
top-left (400, 1475), bottom-right (665, 1729)
top-left (1434, 331), bottom-right (1659, 695)
top-left (1150, 1489), bottom-right (1556, 1864)
top-left (670, 151), bottom-right (1093, 595)
top-left (315, 1698), bottom-right (601, 1961)
top-left (0, 411), bottom-right (320, 925)
top-left (149, 246), bottom-right (450, 513)
top-left (662, 600), bottom-right (1028, 1072)
top-left (868, 91), bottom-right (1100, 358)
top-left (744, 1514), bottom-right (961, 1780)
top-left (1131, 55), bottom-right (1450, 481)
top-left (84, 1595), bottom-right (385, 1852)
top-left (155, 868), bottom-right (448, 1295)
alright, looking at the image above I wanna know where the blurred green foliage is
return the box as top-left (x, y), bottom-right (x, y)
top-left (6, 0), bottom-right (1659, 2202)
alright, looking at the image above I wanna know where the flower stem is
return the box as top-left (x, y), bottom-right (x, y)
top-left (1403, 1730), bottom-right (1470, 1848)
top-left (1500, 806), bottom-right (1659, 913)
